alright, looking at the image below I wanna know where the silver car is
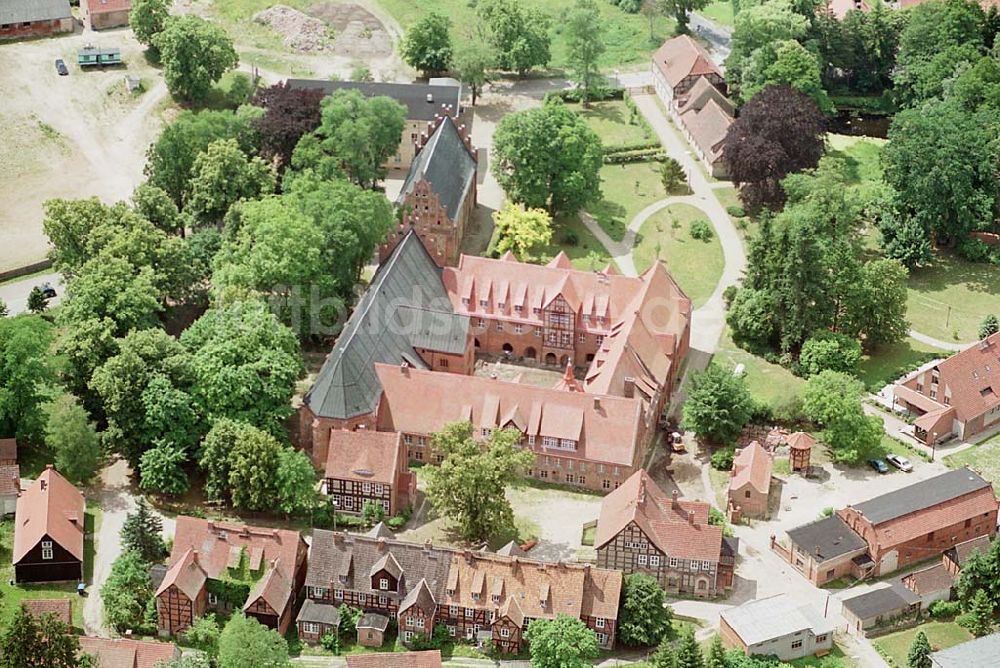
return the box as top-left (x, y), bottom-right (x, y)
top-left (886, 454), bottom-right (913, 472)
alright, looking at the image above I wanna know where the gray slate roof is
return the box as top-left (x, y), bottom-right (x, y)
top-left (357, 613), bottom-right (390, 631)
top-left (931, 632), bottom-right (1000, 667)
top-left (0, 0), bottom-right (71, 24)
top-left (720, 594), bottom-right (833, 646)
top-left (285, 80), bottom-right (461, 121)
top-left (297, 599), bottom-right (340, 626)
top-left (841, 584), bottom-right (913, 620)
top-left (307, 529), bottom-right (451, 605)
top-left (304, 231), bottom-right (469, 420)
top-left (850, 468), bottom-right (991, 525)
top-left (786, 515), bottom-right (867, 562)
top-left (398, 115), bottom-right (477, 221)
top-left (365, 522), bottom-right (396, 540)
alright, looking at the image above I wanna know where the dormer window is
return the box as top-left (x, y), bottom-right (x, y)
top-left (479, 299), bottom-right (488, 308)
top-left (492, 594), bottom-right (500, 603)
top-left (380, 578), bottom-right (389, 590)
top-left (472, 592), bottom-right (480, 601)
top-left (498, 303), bottom-right (505, 311)
top-left (462, 298), bottom-right (470, 306)
top-left (447, 588), bottom-right (455, 597)
top-left (515, 305), bottom-right (523, 313)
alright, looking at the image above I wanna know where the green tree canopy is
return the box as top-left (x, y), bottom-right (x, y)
top-left (401, 12), bottom-right (453, 75)
top-left (217, 613), bottom-right (290, 668)
top-left (121, 496), bottom-right (167, 563)
top-left (129, 0), bottom-right (170, 50)
top-left (617, 573), bottom-right (674, 647)
top-left (477, 0), bottom-right (551, 74)
top-left (907, 630), bottom-right (932, 668)
top-left (741, 39), bottom-right (833, 113)
top-left (726, 0), bottom-right (809, 97)
top-left (139, 443), bottom-right (190, 495)
top-left (803, 370), bottom-right (883, 464)
top-left (155, 15), bottom-right (239, 102)
top-left (132, 184), bottom-right (182, 236)
top-left (43, 394), bottom-right (101, 484)
top-left (524, 614), bottom-right (600, 668)
top-left (492, 201), bottom-right (554, 260)
top-left (0, 606), bottom-right (81, 668)
top-left (453, 39), bottom-right (494, 106)
top-left (426, 421), bottom-right (534, 542)
top-left (101, 550), bottom-right (155, 632)
top-left (682, 363), bottom-right (755, 444)
top-left (565, 0), bottom-right (606, 105)
top-left (187, 138), bottom-right (275, 226)
top-left (0, 314), bottom-right (55, 445)
top-left (492, 99), bottom-right (603, 214)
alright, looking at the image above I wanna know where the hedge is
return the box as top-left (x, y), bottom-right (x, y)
top-left (602, 141), bottom-right (662, 155)
top-left (603, 149), bottom-right (666, 164)
top-left (544, 86), bottom-right (626, 103)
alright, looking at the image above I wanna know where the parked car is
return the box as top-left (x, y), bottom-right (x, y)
top-left (869, 458), bottom-right (890, 474)
top-left (886, 454), bottom-right (913, 472)
top-left (37, 283), bottom-right (57, 300)
top-left (55, 59), bottom-right (68, 76)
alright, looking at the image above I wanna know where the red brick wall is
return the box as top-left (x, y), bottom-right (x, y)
top-left (0, 18), bottom-right (73, 40)
top-left (728, 484), bottom-right (768, 518)
top-left (719, 617), bottom-right (747, 652)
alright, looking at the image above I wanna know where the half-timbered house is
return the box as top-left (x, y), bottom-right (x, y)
top-left (13, 466), bottom-right (85, 584)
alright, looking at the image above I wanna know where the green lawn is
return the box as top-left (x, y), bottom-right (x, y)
top-left (590, 161), bottom-right (668, 241)
top-left (633, 203), bottom-right (724, 308)
top-left (857, 337), bottom-right (940, 391)
top-left (0, 504), bottom-right (99, 631)
top-left (698, 1), bottom-right (735, 26)
top-left (713, 327), bottom-right (806, 409)
top-left (373, 0), bottom-right (676, 70)
top-left (789, 644), bottom-right (856, 668)
top-left (536, 213), bottom-right (616, 271)
top-left (945, 433), bottom-right (1000, 494)
top-left (906, 251), bottom-right (1000, 343)
top-left (568, 100), bottom-right (654, 148)
top-left (873, 621), bottom-right (973, 666)
top-left (826, 133), bottom-right (886, 191)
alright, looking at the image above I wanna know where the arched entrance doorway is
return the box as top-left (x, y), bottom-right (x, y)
top-left (524, 346), bottom-right (537, 361)
top-left (544, 352), bottom-right (557, 365)
top-left (559, 354), bottom-right (570, 367)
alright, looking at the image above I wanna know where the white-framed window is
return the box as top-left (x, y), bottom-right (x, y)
top-left (528, 435), bottom-right (536, 445)
top-left (579, 476), bottom-right (586, 485)
top-left (449, 625), bottom-right (457, 636)
top-left (560, 438), bottom-right (576, 450)
top-left (462, 298), bottom-right (470, 306)
top-left (669, 557), bottom-right (680, 568)
top-left (380, 578), bottom-right (389, 590)
top-left (465, 607), bottom-right (474, 617)
top-left (472, 592), bottom-right (480, 601)
top-left (500, 628), bottom-right (510, 638)
top-left (492, 594), bottom-right (500, 603)
top-left (363, 482), bottom-right (372, 494)
top-left (691, 561), bottom-right (700, 571)
top-left (481, 428), bottom-right (492, 438)
top-left (534, 327), bottom-right (543, 336)
top-left (602, 479), bottom-right (611, 489)
top-left (302, 622), bottom-right (320, 634)
top-left (565, 473), bottom-right (575, 484)
top-left (702, 560), bottom-right (712, 570)
top-left (334, 589), bottom-right (344, 600)
top-left (596, 618), bottom-right (606, 629)
top-left (41, 541), bottom-right (53, 561)
top-left (418, 436), bottom-right (427, 447)
top-left (542, 436), bottom-right (558, 448)
top-left (637, 554), bottom-right (648, 566)
top-left (649, 555), bottom-right (660, 567)
top-left (358, 593), bottom-right (367, 604)
top-left (579, 333), bottom-right (586, 342)
top-left (311, 586), bottom-right (327, 598)
top-left (374, 484), bottom-right (383, 495)
top-left (496, 322), bottom-right (503, 332)
top-left (404, 631), bottom-right (414, 641)
top-left (379, 595), bottom-right (387, 605)
top-left (597, 632), bottom-right (608, 645)
top-left (403, 434), bottom-right (413, 445)
top-left (450, 605), bottom-right (459, 616)
top-left (596, 335), bottom-right (605, 345)
top-left (407, 616), bottom-right (421, 628)
top-left (208, 592), bottom-right (218, 605)
top-left (514, 324), bottom-right (524, 334)
top-left (515, 304), bottom-right (523, 313)
top-left (479, 299), bottom-right (488, 308)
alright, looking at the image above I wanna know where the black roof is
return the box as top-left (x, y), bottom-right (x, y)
top-left (850, 467), bottom-right (991, 525)
top-left (297, 599), bottom-right (340, 626)
top-left (786, 515), bottom-right (867, 562)
top-left (0, 0), bottom-right (70, 24)
top-left (398, 115), bottom-right (477, 221)
top-left (841, 584), bottom-right (914, 620)
top-left (285, 80), bottom-right (461, 121)
top-left (304, 231), bottom-right (469, 420)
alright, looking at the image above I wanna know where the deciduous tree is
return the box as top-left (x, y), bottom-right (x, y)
top-left (740, 39), bottom-right (832, 113)
top-left (0, 314), bottom-right (54, 445)
top-left (133, 184), bottom-right (182, 236)
top-left (0, 606), bottom-right (81, 668)
top-left (492, 201), bottom-right (553, 260)
top-left (43, 394), bottom-right (101, 484)
top-left (682, 363), bottom-right (755, 444)
top-left (252, 83), bottom-right (324, 167)
top-left (139, 443), bottom-right (190, 495)
top-left (725, 0), bottom-right (809, 96)
top-left (655, 0), bottom-right (710, 34)
top-left (803, 370), bottom-right (883, 464)
top-left (401, 12), bottom-right (453, 75)
top-left (565, 0), bottom-right (606, 105)
top-left (275, 447), bottom-right (317, 516)
top-left (217, 613), bottom-right (290, 668)
top-left (187, 139), bottom-right (275, 226)
top-left (477, 0), bottom-right (551, 74)
top-left (524, 614), bottom-right (599, 668)
top-left (426, 422), bottom-right (534, 542)
top-left (155, 16), bottom-right (239, 102)
top-left (129, 0), bottom-right (170, 51)
top-left (101, 550), bottom-right (155, 632)
top-left (617, 573), bottom-right (674, 647)
top-left (492, 100), bottom-right (603, 214)
top-left (799, 330), bottom-right (861, 377)
top-left (453, 39), bottom-right (494, 106)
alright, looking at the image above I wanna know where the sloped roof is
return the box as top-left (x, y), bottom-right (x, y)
top-left (399, 578), bottom-right (437, 614)
top-left (946, 535), bottom-right (992, 567)
top-left (824, 0), bottom-right (871, 19)
top-left (903, 563), bottom-right (955, 596)
top-left (721, 594), bottom-right (832, 645)
top-left (841, 584), bottom-right (912, 620)
top-left (398, 115), bottom-right (477, 221)
top-left (305, 232), bottom-right (469, 420)
top-left (0, 464), bottom-right (19, 497)
top-left (496, 541), bottom-right (526, 558)
top-left (88, 0), bottom-right (131, 14)
top-left (729, 441), bottom-right (772, 495)
top-left (246, 561), bottom-right (292, 616)
top-left (900, 333), bottom-right (1000, 423)
top-left (155, 548), bottom-right (207, 600)
top-left (325, 430), bottom-right (404, 486)
top-left (285, 80), bottom-right (460, 121)
top-left (679, 97), bottom-right (733, 164)
top-left (366, 522), bottom-right (396, 540)
top-left (931, 632), bottom-right (1000, 668)
top-left (346, 650), bottom-right (442, 668)
top-left (785, 515), bottom-right (867, 562)
top-left (849, 467), bottom-right (994, 525)
top-left (0, 0), bottom-right (71, 24)
top-left (297, 599), bottom-right (340, 626)
top-left (21, 599), bottom-right (72, 626)
top-left (357, 612), bottom-right (390, 630)
top-left (677, 77), bottom-right (734, 116)
top-left (78, 637), bottom-right (179, 668)
top-left (787, 432), bottom-right (815, 451)
top-left (595, 470), bottom-right (724, 562)
top-left (652, 35), bottom-right (722, 89)
top-left (13, 466), bottom-right (85, 563)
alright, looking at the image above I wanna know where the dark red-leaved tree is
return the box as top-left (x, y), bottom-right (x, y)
top-left (252, 82), bottom-right (324, 169)
top-left (723, 85), bottom-right (826, 212)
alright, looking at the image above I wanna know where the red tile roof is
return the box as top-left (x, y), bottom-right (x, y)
top-left (595, 470), bottom-right (724, 562)
top-left (13, 466), bottom-right (85, 564)
top-left (652, 35), bottom-right (722, 90)
top-left (87, 0), bottom-right (131, 14)
top-left (0, 464), bottom-right (20, 497)
top-left (21, 599), bottom-right (72, 626)
top-left (78, 636), bottom-right (179, 668)
top-left (346, 651), bottom-right (442, 668)
top-left (325, 430), bottom-right (404, 485)
top-left (155, 547), bottom-right (206, 600)
top-left (679, 97), bottom-right (733, 164)
top-left (902, 563), bottom-right (955, 596)
top-left (730, 441), bottom-right (772, 495)
top-left (374, 363), bottom-right (644, 466)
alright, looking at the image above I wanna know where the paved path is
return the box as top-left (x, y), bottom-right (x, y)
top-left (0, 272), bottom-right (63, 315)
top-left (689, 13), bottom-right (732, 66)
top-left (909, 329), bottom-right (970, 352)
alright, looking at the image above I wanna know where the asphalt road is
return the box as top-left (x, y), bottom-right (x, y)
top-left (0, 271), bottom-right (63, 315)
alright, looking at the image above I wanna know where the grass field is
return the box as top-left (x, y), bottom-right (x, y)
top-left (945, 433), bottom-right (1000, 493)
top-left (590, 161), bottom-right (667, 241)
top-left (373, 0), bottom-right (676, 70)
top-left (633, 203), bottom-right (724, 308)
top-left (873, 621), bottom-right (972, 666)
top-left (714, 327), bottom-right (806, 408)
top-left (698, 1), bottom-right (735, 26)
top-left (826, 133), bottom-right (885, 192)
top-left (568, 100), bottom-right (654, 148)
top-left (857, 337), bottom-right (940, 391)
top-left (906, 251), bottom-right (1000, 343)
top-left (538, 213), bottom-right (615, 271)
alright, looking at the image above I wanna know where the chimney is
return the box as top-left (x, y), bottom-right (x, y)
top-left (191, 550), bottom-right (199, 565)
top-left (464, 549), bottom-right (474, 564)
top-left (377, 537), bottom-right (387, 553)
top-left (584, 563), bottom-right (591, 575)
top-left (623, 377), bottom-right (635, 399)
top-left (333, 532), bottom-right (344, 545)
top-left (46, 464), bottom-right (54, 470)
top-left (490, 373), bottom-right (498, 380)
top-left (424, 539), bottom-right (433, 553)
top-left (207, 521), bottom-right (215, 530)
top-left (593, 397), bottom-right (601, 411)
top-left (688, 511), bottom-right (695, 525)
top-left (241, 525), bottom-right (250, 536)
top-left (671, 489), bottom-right (680, 510)
top-left (815, 545), bottom-right (821, 556)
top-left (511, 556), bottom-right (519, 571)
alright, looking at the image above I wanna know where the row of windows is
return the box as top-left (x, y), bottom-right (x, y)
top-left (328, 480), bottom-right (386, 495)
top-left (331, 494), bottom-right (390, 513)
top-left (637, 554), bottom-right (715, 571)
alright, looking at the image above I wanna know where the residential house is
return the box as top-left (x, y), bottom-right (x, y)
top-left (346, 650), bottom-right (443, 668)
top-left (720, 594), bottom-right (834, 661)
top-left (651, 35), bottom-right (726, 107)
top-left (284, 80), bottom-right (463, 169)
top-left (321, 430), bottom-right (415, 516)
top-left (676, 81), bottom-right (734, 179)
top-left (0, 438), bottom-right (17, 464)
top-left (840, 583), bottom-right (921, 633)
top-left (893, 333), bottom-right (1000, 444)
top-left (22, 599), bottom-right (73, 626)
top-left (836, 467), bottom-right (998, 576)
top-left (595, 470), bottom-right (735, 597)
top-left (300, 232), bottom-right (692, 494)
top-left (296, 599), bottom-right (340, 644)
top-left (155, 517), bottom-right (308, 636)
top-left (13, 466), bottom-right (84, 583)
top-left (301, 529), bottom-right (622, 652)
top-left (381, 114), bottom-right (477, 267)
top-left (83, 0), bottom-right (130, 29)
top-left (728, 441), bottom-right (774, 519)
top-left (930, 631), bottom-right (1000, 667)
top-left (0, 463), bottom-right (19, 515)
top-left (78, 637), bottom-right (180, 668)
top-left (781, 514), bottom-right (870, 586)
top-left (0, 0), bottom-right (73, 40)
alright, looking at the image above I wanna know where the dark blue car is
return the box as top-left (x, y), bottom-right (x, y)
top-left (869, 458), bottom-right (890, 474)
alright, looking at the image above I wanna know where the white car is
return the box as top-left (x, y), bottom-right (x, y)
top-left (886, 454), bottom-right (913, 472)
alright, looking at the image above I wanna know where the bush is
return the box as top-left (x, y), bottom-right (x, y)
top-left (772, 395), bottom-right (805, 425)
top-left (722, 285), bottom-right (738, 308)
top-left (543, 87), bottom-right (625, 103)
top-left (958, 237), bottom-right (992, 263)
top-left (710, 446), bottom-right (735, 471)
top-left (320, 631), bottom-right (340, 653)
top-left (603, 148), bottom-right (667, 164)
top-left (601, 141), bottom-right (662, 155)
top-left (225, 72), bottom-right (255, 107)
top-left (562, 230), bottom-right (579, 246)
top-left (799, 330), bottom-right (862, 377)
top-left (689, 220), bottom-right (714, 241)
top-left (928, 600), bottom-right (961, 619)
top-left (818, 506), bottom-right (834, 518)
top-left (410, 623), bottom-right (451, 651)
top-left (726, 205), bottom-right (746, 218)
